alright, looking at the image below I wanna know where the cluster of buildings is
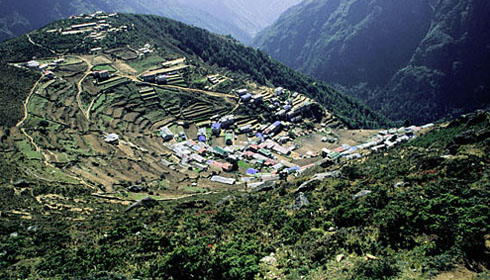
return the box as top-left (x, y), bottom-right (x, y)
top-left (140, 58), bottom-right (189, 84)
top-left (150, 86), bottom-right (331, 187)
top-left (54, 12), bottom-right (126, 42)
top-left (320, 124), bottom-right (434, 163)
top-left (92, 70), bottom-right (110, 81)
top-left (19, 58), bottom-right (67, 80)
top-left (138, 43), bottom-right (154, 55)
top-left (23, 58), bottom-right (65, 72)
top-left (236, 88), bottom-right (264, 105)
top-left (160, 130), bottom-right (314, 187)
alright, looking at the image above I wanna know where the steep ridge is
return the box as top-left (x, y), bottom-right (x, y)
top-left (0, 0), bottom-right (250, 43)
top-left (254, 0), bottom-right (490, 124)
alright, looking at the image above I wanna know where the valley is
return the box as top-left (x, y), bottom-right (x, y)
top-left (0, 11), bottom-right (488, 280)
top-left (4, 12), bottom-right (432, 204)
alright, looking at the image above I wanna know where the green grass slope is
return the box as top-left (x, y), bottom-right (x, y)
top-left (0, 13), bottom-right (389, 128)
top-left (1, 108), bottom-right (488, 278)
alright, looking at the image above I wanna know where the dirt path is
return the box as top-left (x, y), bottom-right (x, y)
top-left (26, 34), bottom-right (57, 55)
top-left (75, 56), bottom-right (93, 121)
top-left (229, 100), bottom-right (242, 114)
top-left (159, 84), bottom-right (238, 99)
top-left (92, 191), bottom-right (219, 203)
top-left (16, 77), bottom-right (43, 128)
top-left (86, 92), bottom-right (103, 121)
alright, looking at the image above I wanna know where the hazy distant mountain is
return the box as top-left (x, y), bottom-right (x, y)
top-left (178, 0), bottom-right (303, 37)
top-left (0, 0), bottom-right (301, 43)
top-left (254, 0), bottom-right (490, 124)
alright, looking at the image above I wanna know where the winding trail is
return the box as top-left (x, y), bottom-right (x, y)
top-left (86, 92), bottom-right (104, 121)
top-left (26, 34), bottom-right (57, 55)
top-left (16, 77), bottom-right (43, 128)
top-left (75, 56), bottom-right (93, 121)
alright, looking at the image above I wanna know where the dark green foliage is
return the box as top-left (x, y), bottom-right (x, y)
top-left (0, 63), bottom-right (40, 127)
top-left (254, 0), bottom-right (490, 124)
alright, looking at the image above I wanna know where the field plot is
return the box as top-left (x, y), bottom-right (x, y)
top-left (105, 47), bottom-right (138, 61)
top-left (91, 64), bottom-right (116, 72)
top-left (128, 53), bottom-right (165, 73)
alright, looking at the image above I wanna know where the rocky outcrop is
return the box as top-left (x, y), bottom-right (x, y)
top-left (294, 170), bottom-right (341, 193)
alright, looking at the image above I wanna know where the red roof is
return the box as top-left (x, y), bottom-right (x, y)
top-left (335, 147), bottom-right (346, 153)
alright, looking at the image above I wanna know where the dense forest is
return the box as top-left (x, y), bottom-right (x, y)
top-left (254, 0), bottom-right (490, 124)
top-left (0, 13), bottom-right (390, 128)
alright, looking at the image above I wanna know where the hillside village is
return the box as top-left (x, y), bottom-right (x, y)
top-left (9, 12), bottom-right (435, 199)
top-left (1, 10), bottom-right (487, 280)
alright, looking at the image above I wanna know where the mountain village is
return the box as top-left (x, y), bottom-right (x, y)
top-left (11, 12), bottom-right (435, 198)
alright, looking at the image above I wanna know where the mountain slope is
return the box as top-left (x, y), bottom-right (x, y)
top-left (0, 13), bottom-right (487, 279)
top-left (0, 0), bottom-right (302, 43)
top-left (254, 0), bottom-right (490, 124)
top-left (0, 0), bottom-right (250, 43)
top-left (177, 0), bottom-right (303, 38)
top-left (0, 13), bottom-right (388, 129)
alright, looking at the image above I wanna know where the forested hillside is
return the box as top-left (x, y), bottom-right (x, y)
top-left (0, 13), bottom-right (389, 128)
top-left (254, 0), bottom-right (490, 124)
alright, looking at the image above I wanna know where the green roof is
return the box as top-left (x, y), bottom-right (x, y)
top-left (213, 146), bottom-right (228, 156)
top-left (258, 148), bottom-right (271, 157)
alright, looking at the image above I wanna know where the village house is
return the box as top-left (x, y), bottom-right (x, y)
top-left (225, 133), bottom-right (233, 145)
top-left (220, 115), bottom-right (235, 129)
top-left (71, 22), bottom-right (97, 30)
top-left (160, 127), bottom-right (173, 141)
top-left (197, 128), bottom-right (207, 142)
top-left (241, 93), bottom-right (252, 102)
top-left (264, 121), bottom-right (282, 136)
top-left (90, 47), bottom-right (102, 54)
top-left (211, 176), bottom-right (236, 185)
top-left (155, 75), bottom-right (168, 84)
top-left (252, 94), bottom-right (263, 104)
top-left (238, 125), bottom-right (252, 134)
top-left (26, 60), bottom-right (40, 69)
top-left (212, 123), bottom-right (222, 136)
top-left (213, 146), bottom-right (228, 158)
top-left (258, 148), bottom-right (272, 158)
top-left (104, 133), bottom-right (119, 144)
top-left (44, 71), bottom-right (55, 79)
top-left (141, 73), bottom-right (156, 83)
top-left (236, 89), bottom-right (248, 96)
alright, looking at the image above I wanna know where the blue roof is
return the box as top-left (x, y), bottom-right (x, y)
top-left (212, 123), bottom-right (221, 129)
top-left (198, 135), bottom-right (206, 142)
top-left (273, 121), bottom-right (281, 126)
top-left (288, 166), bottom-right (300, 172)
top-left (247, 168), bottom-right (258, 174)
